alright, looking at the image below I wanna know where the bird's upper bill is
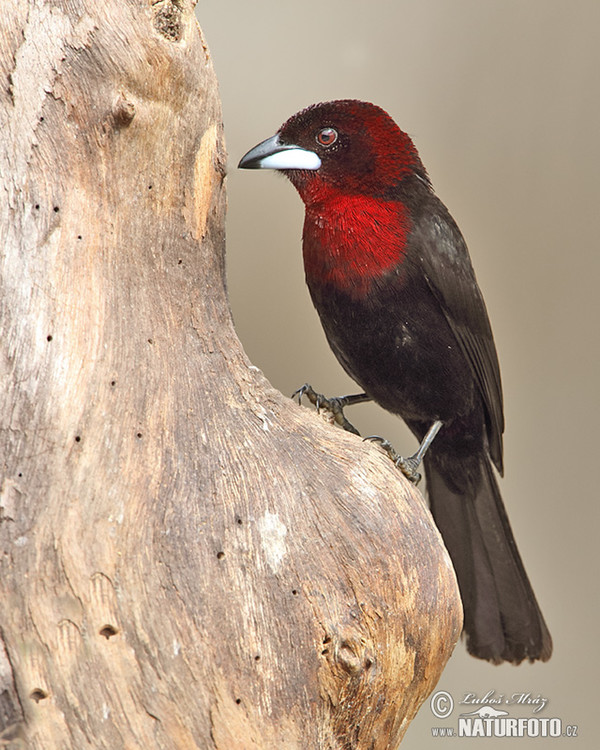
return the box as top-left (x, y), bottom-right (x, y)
top-left (238, 134), bottom-right (321, 171)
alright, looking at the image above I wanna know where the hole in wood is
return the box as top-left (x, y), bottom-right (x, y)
top-left (74, 435), bottom-right (81, 443)
top-left (100, 625), bottom-right (118, 639)
top-left (46, 334), bottom-right (53, 341)
top-left (254, 654), bottom-right (260, 662)
top-left (30, 688), bottom-right (48, 703)
top-left (235, 698), bottom-right (241, 705)
top-left (216, 551), bottom-right (225, 560)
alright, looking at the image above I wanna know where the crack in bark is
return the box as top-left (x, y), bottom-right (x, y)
top-left (0, 628), bottom-right (25, 735)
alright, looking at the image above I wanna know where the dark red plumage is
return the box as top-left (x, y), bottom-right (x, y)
top-left (239, 99), bottom-right (552, 664)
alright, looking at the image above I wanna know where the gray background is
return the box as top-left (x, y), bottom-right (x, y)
top-left (200, 1), bottom-right (598, 745)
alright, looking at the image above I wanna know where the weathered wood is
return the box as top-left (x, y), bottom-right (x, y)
top-left (0, 1), bottom-right (462, 747)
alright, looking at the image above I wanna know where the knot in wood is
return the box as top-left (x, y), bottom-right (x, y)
top-left (111, 95), bottom-right (136, 128)
top-left (335, 637), bottom-right (374, 676)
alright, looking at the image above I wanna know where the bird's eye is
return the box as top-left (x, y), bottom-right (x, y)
top-left (316, 127), bottom-right (338, 147)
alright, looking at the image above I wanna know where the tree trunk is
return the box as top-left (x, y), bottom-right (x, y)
top-left (0, 2), bottom-right (462, 748)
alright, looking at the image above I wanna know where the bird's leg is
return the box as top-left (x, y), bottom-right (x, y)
top-left (365, 420), bottom-right (443, 484)
top-left (292, 383), bottom-right (371, 436)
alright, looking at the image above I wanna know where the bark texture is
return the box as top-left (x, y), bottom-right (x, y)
top-left (0, 2), bottom-right (462, 748)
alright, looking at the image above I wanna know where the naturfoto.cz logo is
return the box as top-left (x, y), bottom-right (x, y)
top-left (429, 689), bottom-right (578, 739)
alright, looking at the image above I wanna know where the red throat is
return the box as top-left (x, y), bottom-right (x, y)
top-left (301, 187), bottom-right (410, 298)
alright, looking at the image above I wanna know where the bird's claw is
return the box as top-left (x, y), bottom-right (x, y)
top-left (292, 383), bottom-right (314, 406)
top-left (364, 435), bottom-right (423, 484)
top-left (364, 420), bottom-right (443, 484)
top-left (394, 455), bottom-right (423, 485)
top-left (292, 383), bottom-right (361, 435)
top-left (292, 383), bottom-right (328, 412)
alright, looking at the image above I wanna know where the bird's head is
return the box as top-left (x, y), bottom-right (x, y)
top-left (238, 99), bottom-right (427, 203)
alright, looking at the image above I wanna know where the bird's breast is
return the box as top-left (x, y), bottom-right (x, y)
top-left (302, 195), bottom-right (410, 299)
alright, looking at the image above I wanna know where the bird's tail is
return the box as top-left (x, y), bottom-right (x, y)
top-left (424, 454), bottom-right (552, 664)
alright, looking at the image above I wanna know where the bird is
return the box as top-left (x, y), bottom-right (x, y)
top-left (238, 99), bottom-right (552, 664)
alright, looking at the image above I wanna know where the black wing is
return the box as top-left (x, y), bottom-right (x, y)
top-left (412, 197), bottom-right (504, 473)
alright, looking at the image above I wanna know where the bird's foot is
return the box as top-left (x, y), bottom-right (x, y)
top-left (364, 420), bottom-right (443, 485)
top-left (292, 384), bottom-right (370, 436)
top-left (364, 436), bottom-right (423, 484)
